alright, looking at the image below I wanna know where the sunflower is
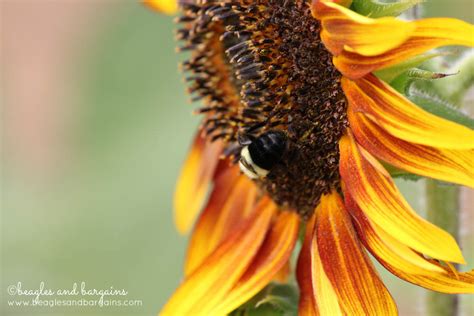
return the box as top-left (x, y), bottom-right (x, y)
top-left (146, 0), bottom-right (474, 315)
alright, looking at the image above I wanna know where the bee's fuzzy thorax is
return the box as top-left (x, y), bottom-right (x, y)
top-left (177, 0), bottom-right (348, 218)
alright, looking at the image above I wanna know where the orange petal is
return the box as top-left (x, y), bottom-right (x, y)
top-left (296, 214), bottom-right (320, 316)
top-left (342, 75), bottom-right (474, 150)
top-left (312, 1), bottom-right (415, 56)
top-left (160, 197), bottom-right (276, 316)
top-left (143, 0), bottom-right (178, 14)
top-left (348, 107), bottom-right (474, 188)
top-left (184, 168), bottom-right (257, 275)
top-left (333, 18), bottom-right (474, 78)
top-left (339, 132), bottom-right (465, 263)
top-left (272, 260), bottom-right (291, 283)
top-left (211, 211), bottom-right (300, 315)
top-left (315, 191), bottom-right (397, 315)
top-left (174, 132), bottom-right (223, 234)
top-left (346, 195), bottom-right (474, 293)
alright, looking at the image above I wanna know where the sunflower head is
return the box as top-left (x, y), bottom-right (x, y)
top-left (177, 0), bottom-right (349, 217)
top-left (146, 0), bottom-right (474, 315)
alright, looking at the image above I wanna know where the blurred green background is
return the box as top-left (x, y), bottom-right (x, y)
top-left (1, 0), bottom-right (472, 315)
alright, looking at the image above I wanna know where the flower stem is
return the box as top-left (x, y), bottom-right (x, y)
top-left (425, 180), bottom-right (460, 316)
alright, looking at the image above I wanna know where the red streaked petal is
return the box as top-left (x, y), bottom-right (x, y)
top-left (297, 212), bottom-right (343, 316)
top-left (349, 107), bottom-right (474, 188)
top-left (184, 168), bottom-right (257, 275)
top-left (347, 195), bottom-right (474, 293)
top-left (211, 211), bottom-right (300, 315)
top-left (339, 132), bottom-right (465, 263)
top-left (297, 214), bottom-right (319, 315)
top-left (316, 191), bottom-right (397, 315)
top-left (160, 197), bottom-right (276, 316)
top-left (342, 75), bottom-right (474, 150)
top-left (144, 0), bottom-right (178, 14)
top-left (312, 1), bottom-right (415, 56)
top-left (174, 132), bottom-right (223, 234)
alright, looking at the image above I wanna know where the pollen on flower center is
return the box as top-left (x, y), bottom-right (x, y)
top-left (177, 0), bottom-right (348, 217)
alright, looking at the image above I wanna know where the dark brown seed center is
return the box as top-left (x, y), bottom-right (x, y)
top-left (177, 0), bottom-right (348, 217)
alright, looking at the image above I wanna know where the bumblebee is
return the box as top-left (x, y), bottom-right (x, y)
top-left (239, 130), bottom-right (287, 179)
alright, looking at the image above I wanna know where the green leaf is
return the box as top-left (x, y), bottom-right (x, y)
top-left (388, 68), bottom-right (455, 94)
top-left (390, 72), bottom-right (413, 93)
top-left (376, 52), bottom-right (449, 83)
top-left (425, 51), bottom-right (474, 107)
top-left (408, 90), bottom-right (474, 129)
top-left (405, 68), bottom-right (455, 81)
top-left (383, 163), bottom-right (423, 181)
top-left (254, 295), bottom-right (294, 312)
top-left (351, 0), bottom-right (423, 18)
top-left (231, 283), bottom-right (298, 316)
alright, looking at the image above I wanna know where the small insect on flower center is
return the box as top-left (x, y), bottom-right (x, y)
top-left (177, 0), bottom-right (348, 218)
top-left (239, 130), bottom-right (287, 179)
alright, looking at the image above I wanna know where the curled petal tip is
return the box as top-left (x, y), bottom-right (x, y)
top-left (313, 1), bottom-right (415, 56)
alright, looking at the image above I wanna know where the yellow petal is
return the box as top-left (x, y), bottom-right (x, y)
top-left (313, 1), bottom-right (474, 79)
top-left (348, 107), bottom-right (474, 188)
top-left (411, 18), bottom-right (474, 46)
top-left (393, 269), bottom-right (474, 294)
top-left (211, 211), bottom-right (300, 315)
top-left (174, 132), bottom-right (223, 234)
top-left (316, 191), bottom-right (397, 315)
top-left (345, 194), bottom-right (445, 274)
top-left (342, 75), bottom-right (474, 149)
top-left (143, 0), bottom-right (178, 15)
top-left (160, 197), bottom-right (276, 316)
top-left (332, 18), bottom-right (474, 79)
top-left (347, 195), bottom-right (474, 293)
top-left (313, 1), bottom-right (415, 56)
top-left (339, 132), bottom-right (465, 263)
top-left (184, 168), bottom-right (257, 275)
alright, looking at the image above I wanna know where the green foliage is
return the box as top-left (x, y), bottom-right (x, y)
top-left (382, 50), bottom-right (474, 181)
top-left (375, 52), bottom-right (450, 83)
top-left (377, 49), bottom-right (474, 129)
top-left (383, 163), bottom-right (423, 181)
top-left (389, 68), bottom-right (455, 93)
top-left (351, 0), bottom-right (423, 17)
top-left (231, 283), bottom-right (299, 316)
top-left (409, 91), bottom-right (474, 129)
top-left (419, 51), bottom-right (474, 107)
